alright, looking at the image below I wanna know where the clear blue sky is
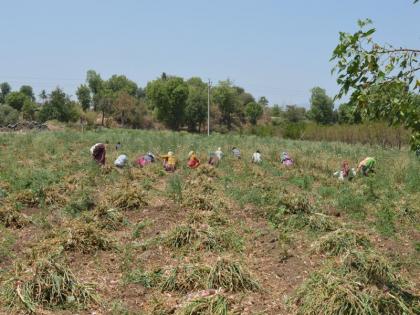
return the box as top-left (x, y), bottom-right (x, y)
top-left (1, 0), bottom-right (418, 107)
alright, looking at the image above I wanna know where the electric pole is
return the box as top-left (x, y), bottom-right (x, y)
top-left (207, 79), bottom-right (211, 136)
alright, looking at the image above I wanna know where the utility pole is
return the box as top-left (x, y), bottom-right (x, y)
top-left (207, 79), bottom-right (211, 136)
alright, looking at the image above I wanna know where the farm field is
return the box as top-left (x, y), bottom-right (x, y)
top-left (0, 129), bottom-right (419, 314)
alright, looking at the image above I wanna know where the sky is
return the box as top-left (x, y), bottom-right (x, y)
top-left (0, 0), bottom-right (419, 107)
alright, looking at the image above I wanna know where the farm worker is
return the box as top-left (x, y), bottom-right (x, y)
top-left (115, 142), bottom-right (122, 150)
top-left (215, 147), bottom-right (224, 160)
top-left (136, 152), bottom-right (155, 167)
top-left (160, 151), bottom-right (177, 172)
top-left (334, 160), bottom-right (356, 180)
top-left (232, 147), bottom-right (241, 159)
top-left (90, 143), bottom-right (106, 165)
top-left (208, 153), bottom-right (220, 166)
top-left (357, 157), bottom-right (376, 176)
top-left (281, 152), bottom-right (293, 166)
top-left (114, 154), bottom-right (128, 168)
top-left (187, 151), bottom-right (200, 169)
top-left (251, 150), bottom-right (262, 163)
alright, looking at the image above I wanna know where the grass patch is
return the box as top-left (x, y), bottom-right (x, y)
top-left (313, 228), bottom-right (370, 256)
top-left (0, 205), bottom-right (30, 228)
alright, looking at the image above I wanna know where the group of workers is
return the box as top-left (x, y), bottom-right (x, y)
top-left (89, 142), bottom-right (376, 178)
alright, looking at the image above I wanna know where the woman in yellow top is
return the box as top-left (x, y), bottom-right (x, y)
top-left (187, 151), bottom-right (200, 169)
top-left (160, 151), bottom-right (177, 172)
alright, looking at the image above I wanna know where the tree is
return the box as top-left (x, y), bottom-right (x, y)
top-left (5, 92), bottom-right (29, 111)
top-left (0, 82), bottom-right (11, 103)
top-left (338, 103), bottom-right (362, 124)
top-left (245, 102), bottom-right (263, 125)
top-left (19, 85), bottom-right (35, 101)
top-left (284, 105), bottom-right (306, 123)
top-left (86, 70), bottom-right (103, 110)
top-left (185, 77), bottom-right (207, 132)
top-left (112, 91), bottom-right (136, 127)
top-left (96, 89), bottom-right (114, 126)
top-left (22, 100), bottom-right (38, 120)
top-left (308, 87), bottom-right (334, 124)
top-left (271, 104), bottom-right (282, 117)
top-left (331, 18), bottom-right (419, 147)
top-left (76, 84), bottom-right (92, 111)
top-left (38, 88), bottom-right (79, 122)
top-left (39, 90), bottom-right (48, 104)
top-left (146, 76), bottom-right (188, 130)
top-left (212, 80), bottom-right (239, 129)
top-left (258, 96), bottom-right (269, 107)
top-left (0, 104), bottom-right (19, 125)
top-left (105, 75), bottom-right (138, 96)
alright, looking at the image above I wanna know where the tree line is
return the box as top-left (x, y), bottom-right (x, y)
top-left (0, 70), bottom-right (368, 131)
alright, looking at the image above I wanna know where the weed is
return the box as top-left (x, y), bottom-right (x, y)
top-left (177, 294), bottom-right (228, 315)
top-left (280, 192), bottom-right (312, 214)
top-left (307, 213), bottom-right (336, 233)
top-left (165, 225), bottom-right (200, 249)
top-left (313, 228), bottom-right (370, 256)
top-left (64, 190), bottom-right (96, 216)
top-left (124, 268), bottom-right (162, 288)
top-left (1, 256), bottom-right (96, 312)
top-left (132, 220), bottom-right (152, 239)
top-left (0, 205), bottom-right (30, 228)
top-left (292, 251), bottom-right (419, 315)
top-left (375, 206), bottom-right (396, 237)
top-left (207, 258), bottom-right (260, 292)
top-left (0, 225), bottom-right (15, 263)
top-left (337, 187), bottom-right (366, 219)
top-left (161, 265), bottom-right (209, 293)
top-left (168, 174), bottom-right (183, 203)
top-left (110, 184), bottom-right (148, 211)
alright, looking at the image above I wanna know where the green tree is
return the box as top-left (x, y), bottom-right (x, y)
top-left (19, 85), bottom-right (35, 101)
top-left (308, 87), bottom-right (334, 124)
top-left (185, 77), bottom-right (207, 132)
top-left (5, 92), bottom-right (29, 111)
top-left (258, 96), bottom-right (269, 107)
top-left (22, 100), bottom-right (38, 120)
top-left (38, 88), bottom-right (79, 122)
top-left (0, 104), bottom-right (19, 125)
top-left (331, 18), bottom-right (419, 147)
top-left (0, 82), bottom-right (11, 103)
top-left (105, 75), bottom-right (138, 96)
top-left (338, 103), bottom-right (362, 124)
top-left (86, 70), bottom-right (103, 110)
top-left (112, 91), bottom-right (136, 127)
top-left (271, 104), bottom-right (282, 117)
top-left (284, 105), bottom-right (306, 123)
top-left (245, 102), bottom-right (263, 125)
top-left (97, 89), bottom-right (114, 126)
top-left (146, 76), bottom-right (188, 130)
top-left (212, 80), bottom-right (239, 129)
top-left (39, 90), bottom-right (48, 104)
top-left (76, 84), bottom-right (92, 111)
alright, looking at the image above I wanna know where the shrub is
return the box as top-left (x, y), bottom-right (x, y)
top-left (0, 104), bottom-right (19, 126)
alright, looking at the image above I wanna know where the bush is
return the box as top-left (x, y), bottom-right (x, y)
top-left (0, 104), bottom-right (19, 126)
